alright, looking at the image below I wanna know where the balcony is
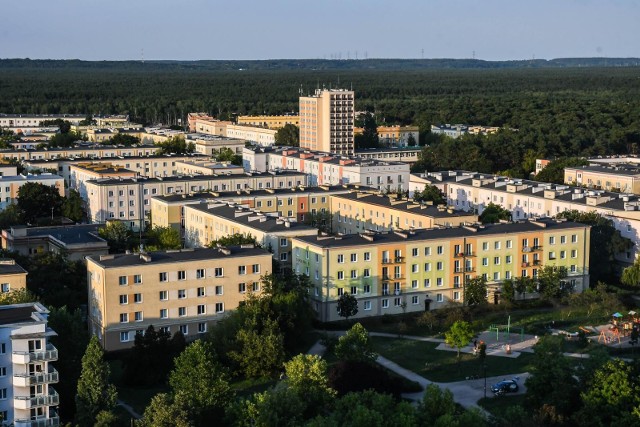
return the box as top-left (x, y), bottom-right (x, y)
top-left (14, 416), bottom-right (60, 427)
top-left (454, 252), bottom-right (465, 258)
top-left (464, 267), bottom-right (475, 272)
top-left (14, 367), bottom-right (59, 387)
top-left (521, 262), bottom-right (530, 268)
top-left (454, 267), bottom-right (463, 273)
top-left (12, 344), bottom-right (58, 364)
top-left (14, 388), bottom-right (59, 410)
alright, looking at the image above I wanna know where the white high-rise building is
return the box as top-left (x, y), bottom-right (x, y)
top-left (0, 302), bottom-right (59, 427)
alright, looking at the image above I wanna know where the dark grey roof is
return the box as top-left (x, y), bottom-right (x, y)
top-left (189, 204), bottom-right (317, 233)
top-left (333, 192), bottom-right (474, 218)
top-left (0, 259), bottom-right (28, 275)
top-left (20, 224), bottom-right (106, 245)
top-left (294, 219), bottom-right (587, 248)
top-left (245, 146), bottom-right (406, 167)
top-left (0, 305), bottom-right (37, 325)
top-left (87, 170), bottom-right (308, 186)
top-left (88, 246), bottom-right (270, 268)
top-left (566, 164), bottom-right (640, 176)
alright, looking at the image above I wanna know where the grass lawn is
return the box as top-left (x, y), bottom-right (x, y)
top-left (371, 337), bottom-right (536, 383)
top-left (478, 394), bottom-right (527, 419)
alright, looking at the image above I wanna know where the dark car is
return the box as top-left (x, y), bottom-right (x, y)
top-left (490, 379), bottom-right (519, 396)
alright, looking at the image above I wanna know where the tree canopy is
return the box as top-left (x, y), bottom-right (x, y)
top-left (445, 320), bottom-right (474, 359)
top-left (412, 184), bottom-right (445, 205)
top-left (17, 182), bottom-right (64, 224)
top-left (274, 124), bottom-right (300, 146)
top-left (479, 202), bottom-right (512, 224)
top-left (535, 157), bottom-right (589, 184)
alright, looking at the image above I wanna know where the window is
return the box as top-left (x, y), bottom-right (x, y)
top-left (215, 303), bottom-right (224, 313)
top-left (549, 252), bottom-right (556, 260)
top-left (424, 247), bottom-right (432, 256)
top-left (337, 288), bottom-right (344, 296)
top-left (197, 287), bottom-right (206, 297)
top-left (134, 293), bottom-right (142, 303)
top-left (436, 277), bottom-right (443, 286)
top-left (560, 251), bottom-right (566, 259)
top-left (198, 323), bottom-right (207, 333)
top-left (280, 252), bottom-right (288, 261)
top-left (160, 326), bottom-right (169, 334)
top-left (424, 278), bottom-right (431, 287)
top-left (436, 293), bottom-right (443, 302)
top-left (159, 272), bottom-right (167, 282)
top-left (494, 241), bottom-right (501, 250)
top-left (437, 246), bottom-right (443, 255)
top-left (159, 291), bottom-right (168, 301)
top-left (337, 254), bottom-right (344, 263)
top-left (493, 272), bottom-right (500, 281)
top-left (482, 242), bottom-right (488, 251)
top-left (0, 367), bottom-right (5, 377)
top-left (382, 299), bottom-right (389, 308)
top-left (133, 274), bottom-right (142, 284)
top-left (364, 252), bottom-right (371, 261)
top-left (350, 253), bottom-right (357, 262)
top-left (394, 297), bottom-right (401, 307)
top-left (238, 265), bottom-right (247, 275)
top-left (197, 304), bottom-right (206, 315)
top-left (436, 262), bottom-right (443, 271)
top-left (505, 271), bottom-right (511, 279)
top-left (160, 309), bottom-right (168, 319)
top-left (120, 313), bottom-right (128, 323)
top-left (238, 283), bottom-right (246, 293)
top-left (178, 270), bottom-right (186, 280)
top-left (350, 270), bottom-right (357, 279)
top-left (252, 264), bottom-right (260, 274)
top-left (412, 280), bottom-right (418, 289)
top-left (252, 282), bottom-right (260, 292)
top-left (178, 307), bottom-right (186, 317)
top-left (196, 269), bottom-right (205, 279)
top-left (571, 249), bottom-right (577, 258)
top-left (178, 289), bottom-right (186, 299)
top-left (363, 284), bottom-right (371, 293)
top-left (180, 325), bottom-right (188, 335)
top-left (119, 276), bottom-right (128, 286)
top-left (120, 331), bottom-right (130, 342)
top-left (215, 285), bottom-right (223, 296)
top-left (364, 301), bottom-right (372, 310)
top-left (412, 248), bottom-right (419, 257)
top-left (280, 238), bottom-right (288, 247)
top-left (494, 257), bottom-right (500, 265)
top-left (350, 286), bottom-right (358, 295)
top-left (506, 255), bottom-right (512, 264)
top-left (549, 236), bottom-right (555, 245)
top-left (453, 291), bottom-right (460, 301)
top-left (506, 240), bottom-right (512, 249)
top-left (134, 311), bottom-right (143, 322)
top-left (412, 296), bottom-right (419, 304)
top-left (560, 236), bottom-right (566, 244)
top-left (571, 234), bottom-right (578, 243)
top-left (337, 271), bottom-right (344, 280)
top-left (482, 257), bottom-right (488, 266)
top-left (363, 268), bottom-right (370, 278)
top-left (119, 295), bottom-right (128, 305)
top-left (0, 284), bottom-right (9, 293)
top-left (412, 264), bottom-right (419, 273)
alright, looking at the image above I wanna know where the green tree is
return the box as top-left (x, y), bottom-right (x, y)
top-left (0, 204), bottom-right (23, 229)
top-left (48, 306), bottom-right (89, 420)
top-left (445, 320), bottom-right (474, 360)
top-left (274, 123), bottom-right (300, 146)
top-left (0, 288), bottom-right (37, 305)
top-left (139, 393), bottom-right (191, 427)
top-left (355, 112), bottom-right (379, 149)
top-left (17, 182), bottom-right (64, 224)
top-left (98, 221), bottom-right (132, 253)
top-left (464, 276), bottom-right (488, 306)
top-left (232, 387), bottom-right (307, 427)
top-left (557, 210), bottom-right (632, 282)
top-left (42, 118), bottom-right (72, 133)
top-left (622, 257), bottom-right (640, 287)
top-left (214, 147), bottom-right (242, 165)
top-left (27, 251), bottom-right (87, 309)
top-left (418, 384), bottom-right (457, 424)
top-left (283, 354), bottom-right (336, 419)
top-left (412, 184), bottom-right (445, 205)
top-left (535, 157), bottom-right (589, 184)
top-left (94, 410), bottom-right (120, 427)
top-left (407, 133), bottom-right (417, 147)
top-left (101, 133), bottom-right (140, 146)
top-left (334, 322), bottom-right (377, 363)
top-left (525, 335), bottom-right (580, 420)
top-left (75, 336), bottom-right (118, 427)
top-left (49, 130), bottom-right (86, 148)
top-left (169, 340), bottom-right (233, 422)
top-left (78, 115), bottom-right (96, 126)
top-left (207, 232), bottom-right (258, 248)
top-left (146, 225), bottom-right (181, 250)
top-left (336, 292), bottom-right (358, 321)
top-left (62, 189), bottom-right (84, 222)
top-left (230, 317), bottom-right (286, 378)
top-left (501, 278), bottom-right (516, 304)
top-left (156, 136), bottom-right (194, 155)
top-left (479, 203), bottom-right (511, 224)
top-left (536, 265), bottom-right (569, 300)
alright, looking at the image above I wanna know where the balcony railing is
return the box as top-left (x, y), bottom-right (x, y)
top-left (464, 267), bottom-right (475, 272)
top-left (14, 367), bottom-right (59, 387)
top-left (14, 416), bottom-right (60, 427)
top-left (12, 344), bottom-right (58, 364)
top-left (454, 267), bottom-right (463, 273)
top-left (14, 388), bottom-right (59, 410)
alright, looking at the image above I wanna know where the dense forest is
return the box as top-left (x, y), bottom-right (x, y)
top-left (1, 61), bottom-right (639, 176)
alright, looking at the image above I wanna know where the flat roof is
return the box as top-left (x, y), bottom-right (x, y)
top-left (565, 164), bottom-right (640, 177)
top-left (16, 224), bottom-right (106, 245)
top-left (88, 246), bottom-right (270, 268)
top-left (244, 146), bottom-right (407, 167)
top-left (87, 170), bottom-right (307, 186)
top-left (293, 219), bottom-right (587, 248)
top-left (0, 303), bottom-right (48, 326)
top-left (189, 203), bottom-right (317, 233)
top-left (333, 192), bottom-right (475, 218)
top-left (0, 259), bottom-right (28, 275)
top-left (0, 174), bottom-right (62, 182)
top-left (25, 153), bottom-right (205, 165)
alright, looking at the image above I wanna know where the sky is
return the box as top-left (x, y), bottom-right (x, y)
top-left (2, 0), bottom-right (639, 61)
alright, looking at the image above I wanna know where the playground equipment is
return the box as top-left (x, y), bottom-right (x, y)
top-left (489, 316), bottom-right (525, 342)
top-left (598, 326), bottom-right (622, 345)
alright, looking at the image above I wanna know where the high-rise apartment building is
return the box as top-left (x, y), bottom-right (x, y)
top-left (299, 89), bottom-right (355, 156)
top-left (0, 302), bottom-right (60, 426)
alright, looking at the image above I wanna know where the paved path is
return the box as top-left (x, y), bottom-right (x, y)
top-left (117, 399), bottom-right (142, 419)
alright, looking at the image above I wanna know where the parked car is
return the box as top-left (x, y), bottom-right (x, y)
top-left (490, 379), bottom-right (519, 396)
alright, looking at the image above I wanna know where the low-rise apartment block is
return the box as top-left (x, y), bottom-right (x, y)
top-left (565, 164), bottom-right (640, 194)
top-left (421, 170), bottom-right (640, 263)
top-left (0, 302), bottom-right (60, 426)
top-left (0, 113), bottom-right (85, 127)
top-left (150, 184), bottom-right (359, 235)
top-left (431, 124), bottom-right (501, 139)
top-left (0, 174), bottom-right (64, 210)
top-left (0, 259), bottom-right (28, 294)
top-left (292, 219), bottom-right (590, 322)
top-left (237, 115), bottom-right (300, 129)
top-left (354, 147), bottom-right (421, 163)
top-left (1, 225), bottom-right (108, 261)
top-left (85, 170), bottom-right (308, 230)
top-left (225, 125), bottom-right (277, 146)
top-left (184, 203), bottom-right (318, 267)
top-left (243, 146), bottom-right (410, 191)
top-left (354, 125), bottom-right (419, 147)
top-left (0, 144), bottom-right (161, 162)
top-left (185, 133), bottom-right (247, 155)
top-left (331, 192), bottom-right (477, 234)
top-left (87, 246), bottom-right (272, 351)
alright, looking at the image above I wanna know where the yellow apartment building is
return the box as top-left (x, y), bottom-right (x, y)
top-left (150, 184), bottom-right (357, 235)
top-left (331, 192), bottom-right (477, 234)
top-left (565, 164), bottom-right (640, 194)
top-left (87, 246), bottom-right (272, 351)
top-left (183, 203), bottom-right (318, 267)
top-left (237, 115), bottom-right (300, 129)
top-left (0, 259), bottom-right (27, 294)
top-left (292, 218), bottom-right (590, 322)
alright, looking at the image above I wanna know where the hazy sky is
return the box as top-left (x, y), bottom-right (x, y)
top-left (2, 0), bottom-right (639, 61)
